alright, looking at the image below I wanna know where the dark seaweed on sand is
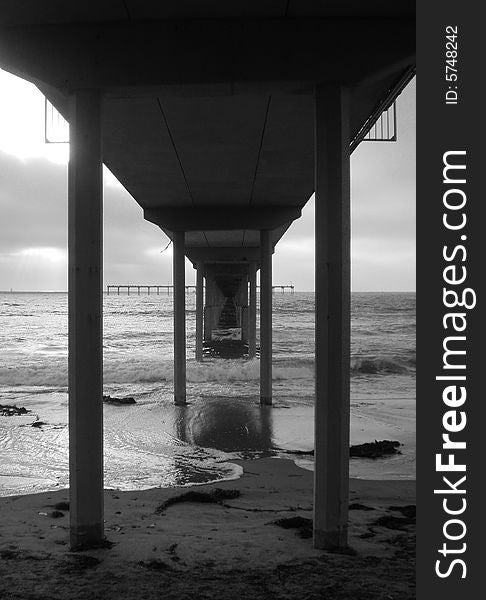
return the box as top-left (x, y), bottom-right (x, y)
top-left (155, 488), bottom-right (241, 514)
top-left (373, 515), bottom-right (415, 530)
top-left (349, 440), bottom-right (401, 459)
top-left (372, 505), bottom-right (416, 531)
top-left (0, 404), bottom-right (30, 417)
top-left (274, 440), bottom-right (402, 460)
top-left (103, 395), bottom-right (136, 405)
top-left (272, 516), bottom-right (313, 539)
top-left (139, 559), bottom-right (174, 571)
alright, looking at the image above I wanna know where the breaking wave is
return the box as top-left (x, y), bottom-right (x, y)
top-left (0, 353), bottom-right (416, 387)
top-left (0, 357), bottom-right (313, 388)
top-left (351, 355), bottom-right (415, 375)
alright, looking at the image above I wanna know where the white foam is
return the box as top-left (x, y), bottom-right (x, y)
top-left (0, 356), bottom-right (314, 387)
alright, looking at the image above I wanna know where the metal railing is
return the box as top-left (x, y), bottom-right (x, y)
top-left (350, 66), bottom-right (415, 153)
top-left (363, 102), bottom-right (397, 143)
top-left (45, 98), bottom-right (69, 144)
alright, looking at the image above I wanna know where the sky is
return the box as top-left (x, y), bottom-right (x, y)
top-left (0, 69), bottom-right (415, 292)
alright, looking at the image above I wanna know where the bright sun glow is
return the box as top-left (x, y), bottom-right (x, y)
top-left (17, 247), bottom-right (67, 263)
top-left (0, 69), bottom-right (69, 164)
top-left (0, 68), bottom-right (129, 188)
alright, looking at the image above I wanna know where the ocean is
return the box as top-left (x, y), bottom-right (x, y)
top-left (0, 291), bottom-right (415, 496)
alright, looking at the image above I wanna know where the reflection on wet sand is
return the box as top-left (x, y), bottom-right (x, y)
top-left (173, 396), bottom-right (275, 457)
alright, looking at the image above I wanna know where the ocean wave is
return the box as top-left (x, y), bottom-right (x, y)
top-left (0, 358), bottom-right (313, 388)
top-left (105, 359), bottom-right (313, 384)
top-left (0, 365), bottom-right (68, 387)
top-left (351, 355), bottom-right (415, 375)
top-left (0, 352), bottom-right (415, 388)
top-left (186, 361), bottom-right (312, 383)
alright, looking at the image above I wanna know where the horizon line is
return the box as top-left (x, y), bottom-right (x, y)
top-left (0, 289), bottom-right (417, 294)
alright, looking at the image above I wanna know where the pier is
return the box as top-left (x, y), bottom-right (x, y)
top-left (106, 284), bottom-right (295, 295)
top-left (0, 0), bottom-right (415, 551)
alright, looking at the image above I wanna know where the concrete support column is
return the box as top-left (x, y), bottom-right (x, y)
top-left (313, 84), bottom-right (351, 550)
top-left (173, 231), bottom-right (186, 405)
top-left (259, 231), bottom-right (272, 405)
top-left (195, 262), bottom-right (204, 362)
top-left (203, 272), bottom-right (216, 342)
top-left (248, 262), bottom-right (257, 359)
top-left (68, 90), bottom-right (104, 549)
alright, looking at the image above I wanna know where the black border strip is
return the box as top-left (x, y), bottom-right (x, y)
top-left (417, 2), bottom-right (483, 597)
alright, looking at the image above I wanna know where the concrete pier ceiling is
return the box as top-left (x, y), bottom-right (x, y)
top-left (1, 1), bottom-right (415, 550)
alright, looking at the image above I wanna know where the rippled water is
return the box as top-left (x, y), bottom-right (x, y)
top-left (0, 291), bottom-right (416, 495)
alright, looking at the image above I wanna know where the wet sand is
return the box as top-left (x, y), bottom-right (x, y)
top-left (0, 458), bottom-right (415, 600)
top-left (0, 386), bottom-right (415, 497)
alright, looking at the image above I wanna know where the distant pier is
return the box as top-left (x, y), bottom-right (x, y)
top-left (106, 284), bottom-right (295, 295)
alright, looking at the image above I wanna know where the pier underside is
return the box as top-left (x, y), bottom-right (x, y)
top-left (0, 0), bottom-right (415, 551)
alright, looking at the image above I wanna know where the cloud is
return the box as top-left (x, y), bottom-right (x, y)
top-left (0, 150), bottom-right (177, 290)
top-left (0, 153), bottom-right (67, 255)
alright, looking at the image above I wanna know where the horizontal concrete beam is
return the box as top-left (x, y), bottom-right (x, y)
top-left (0, 18), bottom-right (415, 95)
top-left (185, 247), bottom-right (266, 266)
top-left (144, 206), bottom-right (301, 231)
top-left (206, 263), bottom-right (251, 276)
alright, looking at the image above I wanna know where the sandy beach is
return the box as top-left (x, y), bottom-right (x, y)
top-left (0, 458), bottom-right (415, 599)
